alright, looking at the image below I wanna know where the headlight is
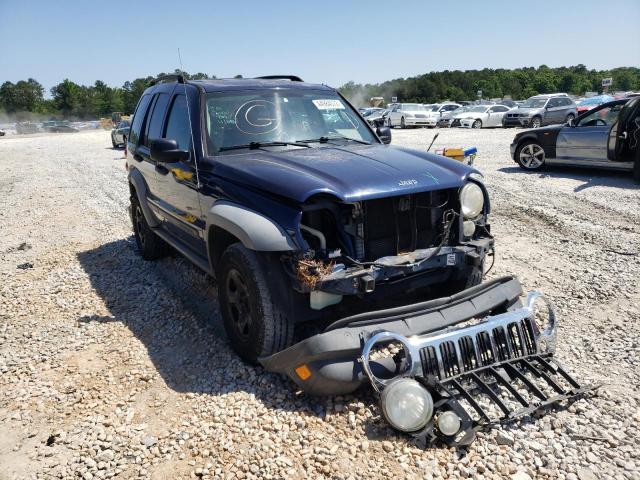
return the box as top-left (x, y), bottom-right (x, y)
top-left (380, 378), bottom-right (433, 432)
top-left (460, 183), bottom-right (484, 219)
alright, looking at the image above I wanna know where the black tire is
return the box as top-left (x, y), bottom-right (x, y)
top-left (515, 140), bottom-right (546, 170)
top-left (218, 243), bottom-right (294, 364)
top-left (111, 134), bottom-right (117, 148)
top-left (472, 119), bottom-right (482, 129)
top-left (386, 116), bottom-right (392, 128)
top-left (633, 147), bottom-right (640, 183)
top-left (400, 117), bottom-right (406, 129)
top-left (130, 195), bottom-right (170, 260)
top-left (530, 116), bottom-right (542, 128)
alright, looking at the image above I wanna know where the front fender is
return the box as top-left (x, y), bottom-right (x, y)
top-left (207, 200), bottom-right (296, 251)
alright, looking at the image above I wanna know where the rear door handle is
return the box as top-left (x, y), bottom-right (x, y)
top-left (155, 164), bottom-right (169, 175)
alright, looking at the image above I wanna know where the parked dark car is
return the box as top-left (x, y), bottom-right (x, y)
top-left (510, 98), bottom-right (640, 181)
top-left (125, 74), bottom-right (586, 446)
top-left (42, 120), bottom-right (78, 133)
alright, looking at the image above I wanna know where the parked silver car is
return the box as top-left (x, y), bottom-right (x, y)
top-left (510, 98), bottom-right (640, 181)
top-left (111, 120), bottom-right (130, 148)
top-left (503, 94), bottom-right (577, 128)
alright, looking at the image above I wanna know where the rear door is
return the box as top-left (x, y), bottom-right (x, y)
top-left (127, 94), bottom-right (158, 198)
top-left (556, 103), bottom-right (624, 161)
top-left (151, 91), bottom-right (204, 253)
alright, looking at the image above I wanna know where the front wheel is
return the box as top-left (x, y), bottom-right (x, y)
top-left (516, 141), bottom-right (546, 170)
top-left (530, 116), bottom-right (542, 128)
top-left (400, 117), bottom-right (406, 129)
top-left (217, 243), bottom-right (294, 364)
top-left (566, 113), bottom-right (575, 124)
top-left (111, 134), bottom-right (117, 148)
top-left (472, 119), bottom-right (482, 129)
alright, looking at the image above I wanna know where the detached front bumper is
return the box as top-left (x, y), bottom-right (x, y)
top-left (260, 276), bottom-right (591, 446)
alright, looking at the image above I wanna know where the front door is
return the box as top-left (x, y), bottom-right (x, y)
top-left (556, 103), bottom-right (624, 161)
top-left (152, 92), bottom-right (204, 254)
top-left (544, 98), bottom-right (564, 124)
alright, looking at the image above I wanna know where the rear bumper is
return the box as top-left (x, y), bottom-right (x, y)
top-left (260, 276), bottom-right (522, 395)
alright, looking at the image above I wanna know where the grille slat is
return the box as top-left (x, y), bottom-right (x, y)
top-left (420, 318), bottom-right (538, 380)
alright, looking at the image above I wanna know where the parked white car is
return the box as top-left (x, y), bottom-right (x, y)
top-left (386, 103), bottom-right (433, 128)
top-left (458, 105), bottom-right (511, 128)
top-left (421, 103), bottom-right (461, 127)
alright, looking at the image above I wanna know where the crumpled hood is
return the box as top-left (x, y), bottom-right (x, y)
top-left (213, 144), bottom-right (476, 203)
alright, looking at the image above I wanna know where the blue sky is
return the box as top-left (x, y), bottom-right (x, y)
top-left (1, 0), bottom-right (639, 94)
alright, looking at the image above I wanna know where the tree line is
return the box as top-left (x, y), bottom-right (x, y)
top-left (338, 65), bottom-right (640, 106)
top-left (0, 70), bottom-right (220, 121)
top-left (2, 65), bottom-right (639, 120)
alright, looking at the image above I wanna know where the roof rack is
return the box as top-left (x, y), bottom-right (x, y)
top-left (256, 75), bottom-right (304, 82)
top-left (150, 74), bottom-right (186, 86)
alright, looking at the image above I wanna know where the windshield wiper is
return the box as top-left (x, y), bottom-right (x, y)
top-left (297, 135), bottom-right (370, 145)
top-left (218, 141), bottom-right (310, 152)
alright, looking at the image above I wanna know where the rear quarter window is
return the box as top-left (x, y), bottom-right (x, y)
top-left (129, 94), bottom-right (152, 146)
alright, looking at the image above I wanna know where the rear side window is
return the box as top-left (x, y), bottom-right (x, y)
top-left (144, 93), bottom-right (170, 146)
top-left (164, 95), bottom-right (192, 152)
top-left (129, 94), bottom-right (152, 146)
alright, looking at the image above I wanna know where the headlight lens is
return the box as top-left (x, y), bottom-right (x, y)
top-left (380, 378), bottom-right (433, 432)
top-left (460, 183), bottom-right (485, 219)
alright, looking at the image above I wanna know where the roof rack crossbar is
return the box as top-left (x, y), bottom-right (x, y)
top-left (256, 75), bottom-right (304, 82)
top-left (150, 74), bottom-right (186, 86)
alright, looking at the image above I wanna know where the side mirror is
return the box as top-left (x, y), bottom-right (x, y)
top-left (150, 138), bottom-right (189, 163)
top-left (373, 117), bottom-right (386, 127)
top-left (376, 126), bottom-right (392, 144)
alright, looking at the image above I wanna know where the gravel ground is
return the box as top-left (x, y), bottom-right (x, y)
top-left (0, 128), bottom-right (639, 480)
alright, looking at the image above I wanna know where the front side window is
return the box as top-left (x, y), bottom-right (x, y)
top-left (577, 104), bottom-right (624, 127)
top-left (164, 95), bottom-right (192, 152)
top-left (205, 89), bottom-right (377, 154)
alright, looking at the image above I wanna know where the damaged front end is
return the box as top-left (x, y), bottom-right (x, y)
top-left (285, 180), bottom-right (493, 310)
top-left (259, 276), bottom-right (592, 446)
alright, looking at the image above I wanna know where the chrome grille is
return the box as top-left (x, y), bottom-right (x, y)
top-left (419, 318), bottom-right (537, 380)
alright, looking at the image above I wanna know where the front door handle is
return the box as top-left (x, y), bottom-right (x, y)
top-left (155, 164), bottom-right (169, 175)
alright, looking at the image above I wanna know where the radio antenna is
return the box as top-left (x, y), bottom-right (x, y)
top-left (177, 48), bottom-right (200, 188)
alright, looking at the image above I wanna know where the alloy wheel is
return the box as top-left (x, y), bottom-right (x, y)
top-left (531, 117), bottom-right (541, 128)
top-left (135, 205), bottom-right (146, 247)
top-left (519, 144), bottom-right (545, 169)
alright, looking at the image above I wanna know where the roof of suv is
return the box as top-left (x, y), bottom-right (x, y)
top-left (531, 93), bottom-right (570, 99)
top-left (187, 78), bottom-right (333, 93)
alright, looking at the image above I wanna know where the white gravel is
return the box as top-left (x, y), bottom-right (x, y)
top-left (1, 129), bottom-right (639, 480)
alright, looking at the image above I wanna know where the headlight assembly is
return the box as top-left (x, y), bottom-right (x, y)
top-left (460, 182), bottom-right (485, 219)
top-left (380, 378), bottom-right (434, 432)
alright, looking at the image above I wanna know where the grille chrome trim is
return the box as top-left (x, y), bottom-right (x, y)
top-left (361, 291), bottom-right (556, 392)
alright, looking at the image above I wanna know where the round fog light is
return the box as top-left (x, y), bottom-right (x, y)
top-left (437, 411), bottom-right (461, 436)
top-left (463, 220), bottom-right (476, 238)
top-left (381, 378), bottom-right (434, 432)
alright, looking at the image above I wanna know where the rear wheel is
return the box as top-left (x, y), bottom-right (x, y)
top-left (472, 119), bottom-right (482, 129)
top-left (218, 243), bottom-right (294, 364)
top-left (516, 140), bottom-right (546, 170)
top-left (131, 195), bottom-right (170, 260)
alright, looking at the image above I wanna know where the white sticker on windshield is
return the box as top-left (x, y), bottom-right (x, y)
top-left (312, 99), bottom-right (345, 110)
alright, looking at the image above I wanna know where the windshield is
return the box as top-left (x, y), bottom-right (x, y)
top-left (452, 106), bottom-right (470, 114)
top-left (205, 89), bottom-right (377, 154)
top-left (469, 106), bottom-right (488, 112)
top-left (401, 104), bottom-right (427, 111)
top-left (520, 98), bottom-right (548, 108)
